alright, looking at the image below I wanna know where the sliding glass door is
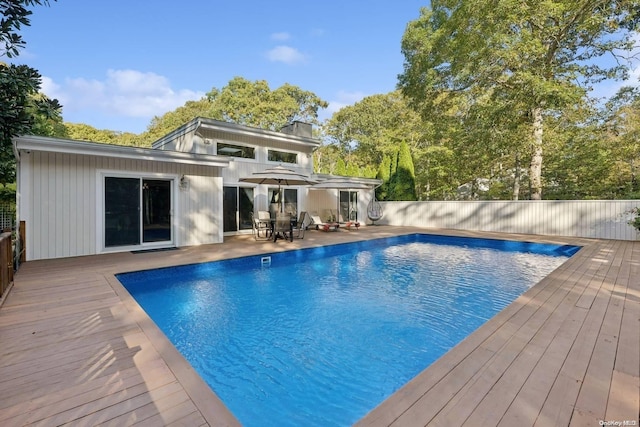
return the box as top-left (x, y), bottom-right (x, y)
top-left (339, 191), bottom-right (358, 222)
top-left (105, 177), bottom-right (140, 247)
top-left (142, 180), bottom-right (172, 243)
top-left (105, 177), bottom-right (172, 248)
top-left (223, 186), bottom-right (254, 232)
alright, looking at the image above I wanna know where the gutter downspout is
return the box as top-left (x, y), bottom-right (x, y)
top-left (12, 139), bottom-right (21, 267)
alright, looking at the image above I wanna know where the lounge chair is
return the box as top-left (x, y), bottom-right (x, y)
top-left (310, 214), bottom-right (339, 232)
top-left (338, 213), bottom-right (360, 231)
top-left (344, 221), bottom-right (360, 230)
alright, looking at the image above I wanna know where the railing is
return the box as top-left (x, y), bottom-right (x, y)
top-left (377, 200), bottom-right (640, 241)
top-left (0, 231), bottom-right (14, 298)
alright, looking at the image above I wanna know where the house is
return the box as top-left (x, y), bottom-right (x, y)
top-left (13, 118), bottom-right (380, 261)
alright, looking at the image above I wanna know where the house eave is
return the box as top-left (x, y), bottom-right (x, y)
top-left (151, 117), bottom-right (321, 150)
top-left (13, 135), bottom-right (231, 168)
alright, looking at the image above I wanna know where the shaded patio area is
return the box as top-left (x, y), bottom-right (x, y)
top-left (0, 227), bottom-right (638, 426)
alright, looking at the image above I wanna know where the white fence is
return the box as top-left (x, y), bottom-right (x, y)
top-left (376, 200), bottom-right (640, 241)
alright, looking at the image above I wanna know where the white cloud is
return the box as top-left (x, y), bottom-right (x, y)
top-left (326, 90), bottom-right (367, 115)
top-left (42, 69), bottom-right (204, 120)
top-left (265, 45), bottom-right (307, 65)
top-left (270, 32), bottom-right (291, 41)
top-left (40, 76), bottom-right (64, 102)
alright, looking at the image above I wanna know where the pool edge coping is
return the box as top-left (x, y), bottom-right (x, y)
top-left (105, 228), bottom-right (593, 426)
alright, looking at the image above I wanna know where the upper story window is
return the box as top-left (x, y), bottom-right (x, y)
top-left (217, 142), bottom-right (255, 159)
top-left (268, 149), bottom-right (297, 164)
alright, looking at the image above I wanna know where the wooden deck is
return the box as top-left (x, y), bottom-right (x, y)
top-left (0, 227), bottom-right (637, 426)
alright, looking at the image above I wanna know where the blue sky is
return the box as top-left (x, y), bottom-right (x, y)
top-left (16, 0), bottom-right (427, 133)
top-left (14, 1), bottom-right (640, 134)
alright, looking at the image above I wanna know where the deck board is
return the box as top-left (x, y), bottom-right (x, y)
top-left (0, 227), bottom-right (637, 426)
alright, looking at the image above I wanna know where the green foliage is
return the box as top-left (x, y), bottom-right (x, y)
top-left (376, 155), bottom-right (392, 200)
top-left (0, 62), bottom-right (62, 185)
top-left (322, 92), bottom-right (425, 199)
top-left (64, 123), bottom-right (143, 146)
top-left (1, 1), bottom-right (54, 58)
top-left (323, 91), bottom-right (426, 163)
top-left (313, 144), bottom-right (341, 175)
top-left (142, 77), bottom-right (328, 144)
top-left (334, 157), bottom-right (347, 176)
top-left (628, 208), bottom-right (640, 232)
top-left (0, 183), bottom-right (16, 204)
top-left (389, 141), bottom-right (417, 201)
top-left (399, 0), bottom-right (640, 200)
top-left (601, 86), bottom-right (640, 197)
top-left (1, 0), bottom-right (61, 187)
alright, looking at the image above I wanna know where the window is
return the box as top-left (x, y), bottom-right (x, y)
top-left (217, 142), bottom-right (255, 159)
top-left (268, 149), bottom-right (297, 164)
top-left (268, 188), bottom-right (298, 217)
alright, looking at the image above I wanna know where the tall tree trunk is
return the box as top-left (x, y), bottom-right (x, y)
top-left (529, 107), bottom-right (544, 200)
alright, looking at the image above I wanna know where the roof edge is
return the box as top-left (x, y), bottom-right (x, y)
top-left (13, 135), bottom-right (230, 168)
top-left (152, 117), bottom-right (321, 149)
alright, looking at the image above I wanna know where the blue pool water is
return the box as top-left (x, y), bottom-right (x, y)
top-left (117, 234), bottom-right (579, 426)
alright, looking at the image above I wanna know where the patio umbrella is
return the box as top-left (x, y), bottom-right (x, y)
top-left (239, 165), bottom-right (318, 212)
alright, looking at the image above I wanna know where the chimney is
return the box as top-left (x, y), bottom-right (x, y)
top-left (280, 121), bottom-right (312, 138)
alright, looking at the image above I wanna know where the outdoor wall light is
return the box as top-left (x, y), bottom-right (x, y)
top-left (179, 175), bottom-right (189, 191)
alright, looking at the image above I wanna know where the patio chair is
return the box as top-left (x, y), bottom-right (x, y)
top-left (273, 213), bottom-right (292, 242)
top-left (310, 213), bottom-right (339, 232)
top-left (291, 211), bottom-right (308, 239)
top-left (252, 211), bottom-right (271, 240)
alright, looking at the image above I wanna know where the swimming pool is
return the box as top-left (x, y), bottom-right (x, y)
top-left (117, 234), bottom-right (579, 426)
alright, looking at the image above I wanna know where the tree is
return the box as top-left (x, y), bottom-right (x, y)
top-left (142, 77), bottom-right (328, 144)
top-left (399, 0), bottom-right (640, 200)
top-left (64, 123), bottom-right (142, 146)
top-left (1, 0), bottom-right (61, 185)
top-left (323, 91), bottom-right (425, 165)
top-left (322, 91), bottom-right (452, 198)
top-left (376, 155), bottom-right (392, 200)
top-left (389, 141), bottom-right (418, 201)
top-left (543, 102), bottom-right (615, 199)
top-left (0, 62), bottom-right (62, 185)
top-left (601, 86), bottom-right (640, 197)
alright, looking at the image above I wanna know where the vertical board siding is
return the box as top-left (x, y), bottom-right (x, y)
top-left (22, 152), bottom-right (223, 260)
top-left (377, 200), bottom-right (639, 240)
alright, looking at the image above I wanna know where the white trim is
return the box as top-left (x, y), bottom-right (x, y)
top-left (213, 140), bottom-right (259, 164)
top-left (266, 147), bottom-right (299, 165)
top-left (151, 118), bottom-right (320, 150)
top-left (14, 135), bottom-right (230, 168)
top-left (18, 151), bottom-right (31, 260)
top-left (96, 169), bottom-right (179, 254)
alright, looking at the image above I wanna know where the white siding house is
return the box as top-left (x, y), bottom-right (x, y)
top-left (14, 118), bottom-right (380, 260)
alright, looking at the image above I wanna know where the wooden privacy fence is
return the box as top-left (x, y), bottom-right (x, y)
top-left (377, 200), bottom-right (640, 241)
